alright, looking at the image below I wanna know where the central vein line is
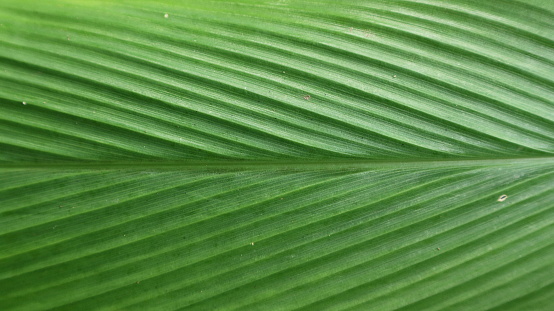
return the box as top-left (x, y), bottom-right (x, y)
top-left (2, 157), bottom-right (554, 171)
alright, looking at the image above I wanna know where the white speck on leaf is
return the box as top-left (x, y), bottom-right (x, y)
top-left (22, 101), bottom-right (27, 105)
top-left (498, 194), bottom-right (508, 202)
top-left (164, 13), bottom-right (169, 18)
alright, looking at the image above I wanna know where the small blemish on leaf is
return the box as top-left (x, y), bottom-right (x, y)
top-left (303, 95), bottom-right (311, 100)
top-left (164, 13), bottom-right (169, 18)
top-left (498, 194), bottom-right (508, 202)
top-left (22, 101), bottom-right (27, 105)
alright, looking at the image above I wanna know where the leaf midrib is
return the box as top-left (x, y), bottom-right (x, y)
top-left (3, 156), bottom-right (554, 171)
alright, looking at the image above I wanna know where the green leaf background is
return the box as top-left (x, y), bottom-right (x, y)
top-left (1, 0), bottom-right (553, 310)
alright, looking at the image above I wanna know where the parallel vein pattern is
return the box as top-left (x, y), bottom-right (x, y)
top-left (1, 0), bottom-right (554, 310)
top-left (0, 0), bottom-right (553, 161)
top-left (1, 165), bottom-right (553, 310)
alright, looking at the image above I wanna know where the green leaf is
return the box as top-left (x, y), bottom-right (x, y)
top-left (1, 0), bottom-right (553, 310)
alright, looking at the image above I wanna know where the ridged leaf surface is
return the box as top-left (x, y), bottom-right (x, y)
top-left (1, 0), bottom-right (553, 310)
